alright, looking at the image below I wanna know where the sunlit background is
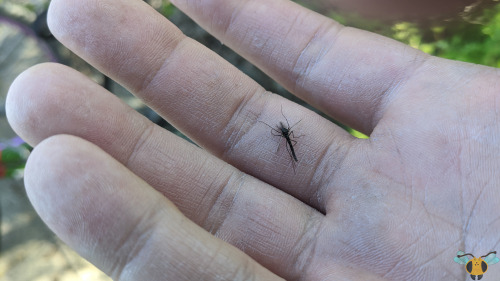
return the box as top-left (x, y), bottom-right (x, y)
top-left (1, 0), bottom-right (499, 280)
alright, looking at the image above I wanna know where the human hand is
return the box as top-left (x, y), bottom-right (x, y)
top-left (6, 0), bottom-right (500, 280)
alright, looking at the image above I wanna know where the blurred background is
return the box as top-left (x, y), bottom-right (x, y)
top-left (1, 0), bottom-right (499, 280)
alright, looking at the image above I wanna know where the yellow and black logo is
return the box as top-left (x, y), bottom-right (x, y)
top-left (454, 251), bottom-right (499, 280)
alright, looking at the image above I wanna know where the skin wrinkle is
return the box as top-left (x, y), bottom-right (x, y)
top-left (247, 203), bottom-right (284, 243)
top-left (379, 246), bottom-right (412, 279)
top-left (383, 231), bottom-right (430, 279)
top-left (231, 1), bottom-right (298, 67)
top-left (443, 267), bottom-right (462, 281)
top-left (313, 137), bottom-right (352, 213)
top-left (380, 51), bottom-right (432, 131)
top-left (415, 244), bottom-right (456, 272)
top-left (209, 172), bottom-right (246, 237)
top-left (112, 205), bottom-right (160, 281)
top-left (381, 259), bottom-right (405, 280)
top-left (205, 172), bottom-right (234, 235)
top-left (229, 258), bottom-right (258, 281)
top-left (136, 37), bottom-right (190, 105)
top-left (77, 1), bottom-right (182, 98)
top-left (458, 127), bottom-right (471, 240)
top-left (198, 240), bottom-right (226, 279)
top-left (192, 156), bottom-right (218, 217)
top-left (292, 20), bottom-right (341, 93)
top-left (291, 212), bottom-right (323, 281)
top-left (405, 168), bottom-right (416, 216)
top-left (270, 9), bottom-right (301, 67)
top-left (331, 61), bottom-right (349, 102)
top-left (382, 121), bottom-right (462, 228)
top-left (217, 191), bottom-right (314, 279)
top-left (220, 88), bottom-right (260, 159)
top-left (372, 53), bottom-right (430, 132)
top-left (411, 208), bottom-right (464, 267)
top-left (124, 121), bottom-right (155, 169)
top-left (334, 231), bottom-right (391, 274)
top-left (370, 72), bottom-right (403, 131)
top-left (131, 14), bottom-right (182, 94)
top-left (207, 0), bottom-right (320, 86)
top-left (136, 39), bottom-right (176, 100)
top-left (451, 80), bottom-right (500, 251)
top-left (243, 217), bottom-right (289, 263)
top-left (201, 169), bottom-right (237, 234)
top-left (181, 154), bottom-right (220, 217)
top-left (464, 186), bottom-right (482, 236)
top-left (136, 37), bottom-right (258, 156)
top-left (226, 0), bottom-right (249, 40)
top-left (121, 203), bottom-right (177, 280)
top-left (407, 218), bottom-right (435, 249)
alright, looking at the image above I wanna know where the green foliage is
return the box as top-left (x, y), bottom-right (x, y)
top-left (0, 144), bottom-right (30, 178)
top-left (327, 3), bottom-right (500, 67)
top-left (435, 5), bottom-right (500, 67)
top-left (150, 0), bottom-right (176, 18)
top-left (346, 128), bottom-right (369, 139)
top-left (160, 2), bottom-right (176, 18)
top-left (399, 3), bottom-right (500, 67)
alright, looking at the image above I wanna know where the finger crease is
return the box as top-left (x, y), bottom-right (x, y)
top-left (125, 121), bottom-right (155, 168)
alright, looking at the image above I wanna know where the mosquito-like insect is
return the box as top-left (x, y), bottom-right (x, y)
top-left (259, 105), bottom-right (302, 173)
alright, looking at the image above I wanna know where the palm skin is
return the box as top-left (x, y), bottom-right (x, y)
top-left (6, 0), bottom-right (500, 280)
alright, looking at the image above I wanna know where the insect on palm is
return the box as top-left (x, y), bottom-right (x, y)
top-left (259, 105), bottom-right (302, 173)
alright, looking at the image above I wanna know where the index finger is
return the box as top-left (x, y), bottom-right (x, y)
top-left (171, 0), bottom-right (428, 134)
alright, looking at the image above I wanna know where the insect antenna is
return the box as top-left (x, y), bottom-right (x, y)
top-left (457, 253), bottom-right (475, 258)
top-left (481, 251), bottom-right (497, 258)
top-left (280, 105), bottom-right (301, 129)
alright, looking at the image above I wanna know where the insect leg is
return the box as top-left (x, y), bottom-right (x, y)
top-left (289, 130), bottom-right (303, 139)
top-left (259, 120), bottom-right (282, 136)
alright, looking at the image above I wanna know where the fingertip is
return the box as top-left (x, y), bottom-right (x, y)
top-left (24, 135), bottom-right (90, 236)
top-left (24, 133), bottom-right (133, 255)
top-left (46, 0), bottom-right (61, 35)
top-left (47, 0), bottom-right (79, 41)
top-left (5, 63), bottom-right (72, 145)
top-left (24, 134), bottom-right (87, 205)
top-left (7, 63), bottom-right (54, 144)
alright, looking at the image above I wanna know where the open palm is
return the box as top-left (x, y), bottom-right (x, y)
top-left (7, 0), bottom-right (500, 280)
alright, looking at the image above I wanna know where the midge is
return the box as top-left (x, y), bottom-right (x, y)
top-left (259, 105), bottom-right (302, 173)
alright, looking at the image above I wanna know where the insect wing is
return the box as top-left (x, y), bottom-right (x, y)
top-left (484, 252), bottom-right (500, 265)
top-left (454, 251), bottom-right (469, 264)
top-left (454, 256), bottom-right (469, 264)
